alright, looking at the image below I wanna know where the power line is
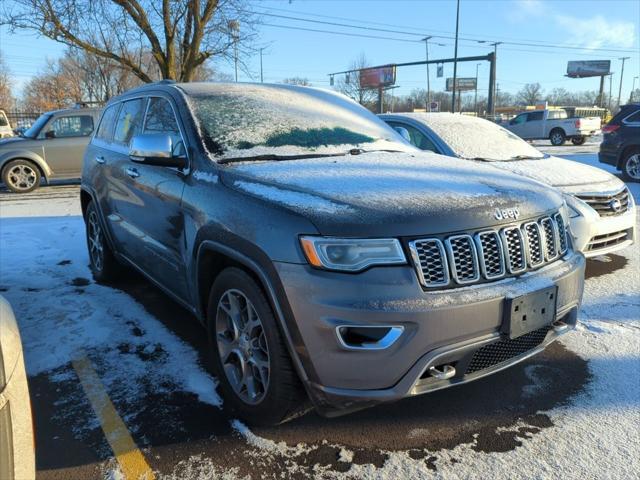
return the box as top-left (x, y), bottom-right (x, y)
top-left (261, 23), bottom-right (419, 43)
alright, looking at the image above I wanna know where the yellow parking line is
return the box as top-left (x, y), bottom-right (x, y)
top-left (72, 354), bottom-right (156, 480)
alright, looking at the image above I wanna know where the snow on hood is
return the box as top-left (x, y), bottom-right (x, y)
top-left (221, 150), bottom-right (563, 237)
top-left (489, 155), bottom-right (624, 192)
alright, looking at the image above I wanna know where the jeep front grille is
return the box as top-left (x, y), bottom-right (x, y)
top-left (575, 187), bottom-right (631, 217)
top-left (409, 212), bottom-right (568, 288)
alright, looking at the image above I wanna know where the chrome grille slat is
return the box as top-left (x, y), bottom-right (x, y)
top-left (475, 231), bottom-right (505, 279)
top-left (410, 211), bottom-right (568, 289)
top-left (576, 187), bottom-right (631, 217)
top-left (445, 235), bottom-right (480, 284)
top-left (523, 222), bottom-right (544, 267)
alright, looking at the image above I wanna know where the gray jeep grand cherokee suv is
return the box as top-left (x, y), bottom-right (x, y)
top-left (81, 81), bottom-right (585, 425)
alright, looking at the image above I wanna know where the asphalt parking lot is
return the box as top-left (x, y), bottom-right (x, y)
top-left (0, 143), bottom-right (638, 479)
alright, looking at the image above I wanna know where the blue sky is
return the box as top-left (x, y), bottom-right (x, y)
top-left (2, 0), bottom-right (639, 101)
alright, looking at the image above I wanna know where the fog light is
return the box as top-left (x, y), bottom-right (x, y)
top-left (336, 325), bottom-right (403, 350)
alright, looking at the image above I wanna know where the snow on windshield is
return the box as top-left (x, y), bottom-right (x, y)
top-left (181, 83), bottom-right (410, 160)
top-left (406, 113), bottom-right (545, 161)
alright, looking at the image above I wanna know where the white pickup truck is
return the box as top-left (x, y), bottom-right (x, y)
top-left (504, 108), bottom-right (601, 146)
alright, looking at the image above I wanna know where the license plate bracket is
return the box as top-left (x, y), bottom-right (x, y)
top-left (502, 286), bottom-right (558, 339)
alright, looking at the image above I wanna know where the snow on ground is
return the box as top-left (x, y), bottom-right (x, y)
top-left (0, 213), bottom-right (221, 415)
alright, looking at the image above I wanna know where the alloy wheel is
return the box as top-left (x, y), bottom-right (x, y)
top-left (625, 154), bottom-right (640, 180)
top-left (87, 211), bottom-right (104, 272)
top-left (215, 289), bottom-right (270, 405)
top-left (7, 164), bottom-right (37, 192)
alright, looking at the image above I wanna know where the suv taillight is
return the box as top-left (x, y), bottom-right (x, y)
top-left (574, 119), bottom-right (581, 128)
top-left (602, 124), bottom-right (620, 134)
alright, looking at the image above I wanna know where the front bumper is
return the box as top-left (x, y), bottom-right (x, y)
top-left (567, 200), bottom-right (636, 257)
top-left (275, 251), bottom-right (585, 416)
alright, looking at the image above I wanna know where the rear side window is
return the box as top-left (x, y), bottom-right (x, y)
top-left (114, 98), bottom-right (146, 145)
top-left (48, 115), bottom-right (94, 137)
top-left (95, 104), bottom-right (120, 142)
top-left (527, 111), bottom-right (544, 122)
top-left (547, 110), bottom-right (567, 120)
top-left (624, 110), bottom-right (640, 124)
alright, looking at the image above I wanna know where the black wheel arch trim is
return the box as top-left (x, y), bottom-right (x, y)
top-left (195, 239), bottom-right (318, 388)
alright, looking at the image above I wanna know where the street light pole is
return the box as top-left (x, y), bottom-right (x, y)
top-left (474, 63), bottom-right (480, 115)
top-left (422, 36), bottom-right (432, 110)
top-left (451, 0), bottom-right (460, 113)
top-left (260, 48), bottom-right (264, 83)
top-left (617, 56), bottom-right (630, 108)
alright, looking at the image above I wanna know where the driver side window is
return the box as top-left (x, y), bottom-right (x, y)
top-left (512, 114), bottom-right (527, 125)
top-left (389, 122), bottom-right (438, 152)
top-left (47, 115), bottom-right (94, 138)
top-left (143, 97), bottom-right (186, 157)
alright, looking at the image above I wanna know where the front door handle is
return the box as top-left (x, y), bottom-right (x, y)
top-left (125, 167), bottom-right (140, 178)
top-left (95, 155), bottom-right (105, 164)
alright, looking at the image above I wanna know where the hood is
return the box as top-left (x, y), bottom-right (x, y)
top-left (488, 155), bottom-right (624, 194)
top-left (0, 136), bottom-right (26, 147)
top-left (220, 151), bottom-right (563, 237)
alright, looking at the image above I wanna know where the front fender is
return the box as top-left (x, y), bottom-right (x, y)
top-left (0, 149), bottom-right (52, 180)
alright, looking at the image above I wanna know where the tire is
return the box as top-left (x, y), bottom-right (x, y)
top-left (207, 267), bottom-right (307, 426)
top-left (549, 129), bottom-right (566, 146)
top-left (621, 148), bottom-right (640, 183)
top-left (2, 159), bottom-right (41, 193)
top-left (571, 136), bottom-right (586, 146)
top-left (84, 201), bottom-right (123, 282)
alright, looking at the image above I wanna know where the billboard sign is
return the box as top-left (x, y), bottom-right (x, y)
top-left (446, 77), bottom-right (477, 91)
top-left (359, 66), bottom-right (396, 89)
top-left (566, 60), bottom-right (611, 78)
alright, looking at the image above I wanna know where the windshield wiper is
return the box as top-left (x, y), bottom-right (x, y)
top-left (509, 155), bottom-right (545, 161)
top-left (217, 152), bottom-right (348, 165)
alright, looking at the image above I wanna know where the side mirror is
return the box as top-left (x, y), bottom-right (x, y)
top-left (129, 134), bottom-right (186, 168)
top-left (393, 126), bottom-right (412, 143)
top-left (45, 130), bottom-right (56, 139)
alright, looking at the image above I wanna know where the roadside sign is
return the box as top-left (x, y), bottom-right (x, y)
top-left (446, 77), bottom-right (476, 91)
top-left (359, 66), bottom-right (396, 89)
top-left (566, 60), bottom-right (611, 78)
top-left (428, 101), bottom-right (439, 112)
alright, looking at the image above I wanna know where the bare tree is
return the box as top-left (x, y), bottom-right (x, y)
top-left (0, 52), bottom-right (16, 109)
top-left (516, 83), bottom-right (543, 105)
top-left (282, 77), bottom-right (311, 86)
top-left (2, 0), bottom-right (257, 82)
top-left (334, 53), bottom-right (377, 107)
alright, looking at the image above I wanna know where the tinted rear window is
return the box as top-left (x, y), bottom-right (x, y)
top-left (624, 110), bottom-right (640, 123)
top-left (610, 105), bottom-right (639, 124)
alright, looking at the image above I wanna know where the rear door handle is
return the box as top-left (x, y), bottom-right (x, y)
top-left (95, 155), bottom-right (105, 164)
top-left (125, 167), bottom-right (140, 178)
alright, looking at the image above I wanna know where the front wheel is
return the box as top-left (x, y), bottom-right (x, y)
top-left (621, 148), bottom-right (640, 183)
top-left (571, 136), bottom-right (586, 146)
top-left (85, 202), bottom-right (123, 282)
top-left (549, 129), bottom-right (566, 146)
top-left (2, 159), bottom-right (41, 193)
top-left (207, 267), bottom-right (307, 426)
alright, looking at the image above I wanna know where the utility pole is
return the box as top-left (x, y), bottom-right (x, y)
top-left (228, 20), bottom-right (240, 82)
top-left (609, 73), bottom-right (613, 112)
top-left (451, 0), bottom-right (460, 113)
top-left (474, 63), bottom-right (480, 115)
top-left (422, 36), bottom-right (432, 110)
top-left (617, 57), bottom-right (630, 108)
top-left (259, 48), bottom-right (264, 83)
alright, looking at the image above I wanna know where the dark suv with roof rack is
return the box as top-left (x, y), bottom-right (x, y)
top-left (600, 103), bottom-right (640, 182)
top-left (81, 81), bottom-right (585, 425)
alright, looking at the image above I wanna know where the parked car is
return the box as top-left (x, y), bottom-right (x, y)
top-left (0, 296), bottom-right (36, 480)
top-left (503, 108), bottom-right (600, 146)
top-left (381, 112), bottom-right (635, 257)
top-left (0, 110), bottom-right (13, 139)
top-left (0, 106), bottom-right (101, 193)
top-left (599, 103), bottom-right (640, 182)
top-left (82, 82), bottom-right (585, 425)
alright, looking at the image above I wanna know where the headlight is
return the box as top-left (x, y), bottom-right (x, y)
top-left (300, 236), bottom-right (406, 272)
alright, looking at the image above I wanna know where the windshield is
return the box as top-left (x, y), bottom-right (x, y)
top-left (22, 113), bottom-right (52, 139)
top-left (418, 113), bottom-right (545, 161)
top-left (183, 83), bottom-right (411, 161)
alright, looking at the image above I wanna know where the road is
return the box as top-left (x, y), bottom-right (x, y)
top-left (0, 143), bottom-right (638, 479)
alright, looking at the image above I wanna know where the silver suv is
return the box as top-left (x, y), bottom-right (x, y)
top-left (0, 107), bottom-right (101, 193)
top-left (81, 82), bottom-right (585, 425)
